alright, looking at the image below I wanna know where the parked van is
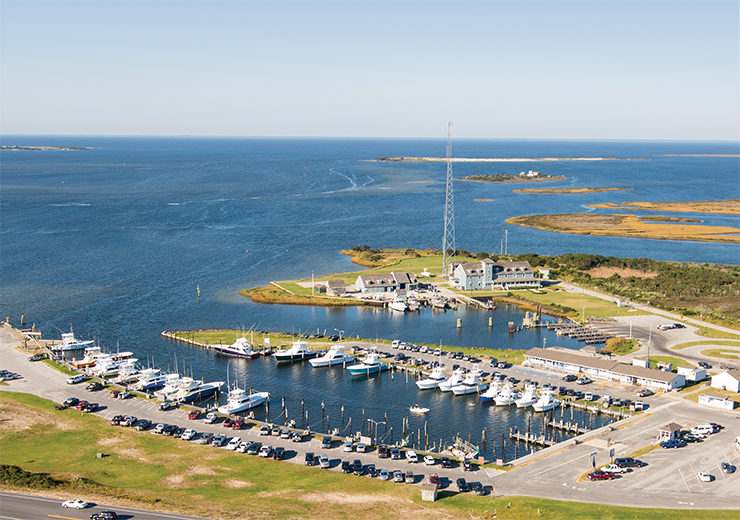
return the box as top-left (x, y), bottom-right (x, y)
top-left (405, 450), bottom-right (419, 463)
top-left (584, 392), bottom-right (594, 401)
top-left (690, 425), bottom-right (714, 436)
top-left (66, 374), bottom-right (86, 385)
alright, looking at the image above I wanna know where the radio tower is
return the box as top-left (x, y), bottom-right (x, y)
top-left (442, 121), bottom-right (456, 276)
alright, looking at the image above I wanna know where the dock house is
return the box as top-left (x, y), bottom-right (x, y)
top-left (325, 279), bottom-right (346, 296)
top-left (657, 423), bottom-right (682, 441)
top-left (355, 271), bottom-right (418, 294)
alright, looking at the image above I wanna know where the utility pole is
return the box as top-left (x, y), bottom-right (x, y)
top-left (442, 121), bottom-right (456, 275)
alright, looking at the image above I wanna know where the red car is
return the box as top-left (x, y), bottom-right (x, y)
top-left (232, 418), bottom-right (245, 429)
top-left (587, 470), bottom-right (615, 481)
top-left (222, 417), bottom-right (233, 428)
top-left (428, 473), bottom-right (441, 486)
top-left (187, 410), bottom-right (200, 420)
top-left (75, 400), bottom-right (89, 410)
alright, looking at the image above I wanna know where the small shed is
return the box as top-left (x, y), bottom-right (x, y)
top-left (698, 393), bottom-right (736, 411)
top-left (326, 279), bottom-right (346, 296)
top-left (711, 368), bottom-right (740, 393)
top-left (420, 482), bottom-right (438, 502)
top-left (632, 357), bottom-right (649, 368)
top-left (658, 422), bottom-right (682, 441)
top-left (677, 366), bottom-right (706, 383)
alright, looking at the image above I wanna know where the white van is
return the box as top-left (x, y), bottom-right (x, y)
top-left (584, 392), bottom-right (594, 401)
top-left (405, 450), bottom-right (418, 463)
top-left (690, 425), bottom-right (714, 436)
top-left (66, 374), bottom-right (85, 385)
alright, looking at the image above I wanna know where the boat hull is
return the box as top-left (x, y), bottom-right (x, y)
top-left (274, 351), bottom-right (317, 363)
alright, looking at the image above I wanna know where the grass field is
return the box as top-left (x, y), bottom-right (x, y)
top-left (701, 348), bottom-right (740, 360)
top-left (647, 356), bottom-right (693, 370)
top-left (496, 288), bottom-right (648, 320)
top-left (696, 327), bottom-right (740, 340)
top-left (671, 340), bottom-right (740, 351)
top-left (2, 392), bottom-right (739, 520)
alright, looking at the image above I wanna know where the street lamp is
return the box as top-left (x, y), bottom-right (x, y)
top-left (334, 329), bottom-right (344, 342)
top-left (367, 419), bottom-right (386, 446)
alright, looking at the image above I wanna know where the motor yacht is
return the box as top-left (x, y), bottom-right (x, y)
top-left (515, 384), bottom-right (539, 408)
top-left (51, 327), bottom-right (94, 352)
top-left (309, 345), bottom-right (355, 367)
top-left (347, 353), bottom-right (388, 376)
top-left (532, 390), bottom-right (561, 412)
top-left (217, 386), bottom-right (269, 414)
top-left (273, 340), bottom-right (317, 362)
top-left (416, 366), bottom-right (448, 390)
top-left (451, 373), bottom-right (488, 395)
top-left (438, 368), bottom-right (465, 392)
top-left (479, 381), bottom-right (501, 402)
top-left (212, 337), bottom-right (259, 358)
top-left (494, 383), bottom-right (519, 406)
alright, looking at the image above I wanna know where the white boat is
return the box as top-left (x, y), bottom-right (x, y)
top-left (217, 386), bottom-right (269, 414)
top-left (347, 353), bottom-right (388, 376)
top-left (51, 327), bottom-right (94, 351)
top-left (480, 382), bottom-right (501, 402)
top-left (532, 390), bottom-right (561, 412)
top-left (494, 384), bottom-right (519, 406)
top-left (273, 341), bottom-right (317, 362)
top-left (451, 373), bottom-right (489, 395)
top-left (133, 368), bottom-right (165, 391)
top-left (115, 364), bottom-right (141, 384)
top-left (431, 296), bottom-right (448, 309)
top-left (409, 404), bottom-right (430, 414)
top-left (90, 356), bottom-right (138, 378)
top-left (309, 345), bottom-right (355, 367)
top-left (515, 385), bottom-right (539, 408)
top-left (155, 373), bottom-right (183, 398)
top-left (170, 377), bottom-right (224, 403)
top-left (71, 346), bottom-right (103, 368)
top-left (438, 368), bottom-right (466, 392)
top-left (390, 295), bottom-right (408, 312)
top-left (212, 337), bottom-right (259, 358)
top-left (416, 366), bottom-right (448, 390)
top-left (469, 366), bottom-right (484, 379)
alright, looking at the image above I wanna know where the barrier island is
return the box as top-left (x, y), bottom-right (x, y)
top-left (587, 199), bottom-right (740, 215)
top-left (514, 187), bottom-right (632, 194)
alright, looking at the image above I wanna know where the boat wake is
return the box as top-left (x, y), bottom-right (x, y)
top-left (325, 169), bottom-right (374, 193)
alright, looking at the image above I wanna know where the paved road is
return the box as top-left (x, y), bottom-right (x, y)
top-left (2, 323), bottom-right (740, 511)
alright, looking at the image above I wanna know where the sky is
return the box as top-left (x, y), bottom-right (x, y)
top-left (1, 0), bottom-right (738, 140)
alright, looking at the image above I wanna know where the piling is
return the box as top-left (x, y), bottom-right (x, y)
top-left (457, 318), bottom-right (462, 329)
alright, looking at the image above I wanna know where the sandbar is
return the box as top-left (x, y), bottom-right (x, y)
top-left (514, 187), bottom-right (632, 194)
top-left (588, 199), bottom-right (740, 215)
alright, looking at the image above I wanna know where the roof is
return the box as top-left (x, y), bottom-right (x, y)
top-left (327, 279), bottom-right (345, 288)
top-left (357, 274), bottom-right (396, 286)
top-left (391, 271), bottom-right (411, 284)
top-left (610, 364), bottom-right (682, 384)
top-left (718, 367), bottom-right (740, 381)
top-left (658, 422), bottom-right (682, 432)
top-left (457, 262), bottom-right (484, 276)
top-left (700, 392), bottom-right (730, 401)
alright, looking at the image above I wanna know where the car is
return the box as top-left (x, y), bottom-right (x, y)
top-left (405, 450), bottom-right (418, 463)
top-left (562, 374), bottom-right (577, 382)
top-left (28, 353), bottom-right (46, 362)
top-left (120, 415), bottom-right (137, 427)
top-left (637, 389), bottom-right (654, 397)
top-left (259, 424), bottom-right (271, 435)
top-left (365, 463), bottom-right (376, 477)
top-left (280, 428), bottom-right (291, 439)
top-left (456, 477), bottom-right (469, 491)
top-left (405, 470), bottom-right (414, 483)
top-left (657, 323), bottom-right (675, 331)
top-left (390, 447), bottom-right (401, 460)
top-left (291, 432), bottom-right (303, 443)
top-left (63, 397), bottom-right (79, 408)
top-left (576, 377), bottom-right (591, 385)
top-left (158, 401), bottom-right (174, 411)
top-left (587, 470), bottom-right (615, 481)
top-left (66, 374), bottom-right (86, 385)
top-left (614, 457), bottom-right (644, 468)
top-left (681, 434), bottom-right (703, 443)
top-left (356, 442), bottom-right (366, 453)
top-left (305, 452), bottom-right (316, 466)
top-left (212, 434), bottom-right (228, 447)
top-left (721, 462), bottom-right (736, 474)
top-left (162, 424), bottom-right (178, 436)
top-left (108, 389), bottom-right (119, 397)
top-left (226, 436), bottom-right (242, 450)
top-left (441, 456), bottom-right (451, 468)
top-left (319, 454), bottom-right (330, 468)
top-left (117, 392), bottom-right (130, 399)
top-left (204, 412), bottom-right (218, 424)
top-left (698, 472), bottom-right (713, 482)
top-left (198, 432), bottom-right (214, 444)
top-left (86, 382), bottom-right (103, 391)
top-left (321, 436), bottom-right (332, 449)
top-left (660, 439), bottom-right (685, 449)
top-left (428, 473), bottom-right (441, 486)
top-left (135, 419), bottom-right (152, 431)
top-left (271, 424), bottom-right (281, 435)
top-left (82, 402), bottom-right (99, 413)
top-left (698, 361), bottom-right (712, 369)
top-left (236, 441), bottom-right (250, 453)
top-left (187, 410), bottom-right (201, 420)
top-left (110, 415), bottom-right (125, 426)
top-left (473, 481), bottom-right (485, 495)
top-left (222, 417), bottom-right (233, 428)
top-left (379, 468), bottom-right (390, 481)
top-left (424, 455), bottom-right (435, 466)
top-left (377, 445), bottom-right (389, 458)
top-left (247, 442), bottom-right (262, 455)
top-left (75, 400), bottom-right (89, 410)
top-left (343, 441), bottom-right (354, 452)
top-left (393, 470), bottom-right (405, 483)
top-left (353, 459), bottom-right (364, 475)
top-left (181, 428), bottom-right (197, 440)
top-left (232, 418), bottom-right (245, 430)
top-left (90, 511), bottom-right (118, 520)
top-left (62, 499), bottom-right (89, 509)
top-left (341, 460), bottom-right (352, 473)
top-left (273, 446), bottom-right (285, 460)
top-left (463, 459), bottom-right (476, 471)
top-left (258, 445), bottom-right (273, 458)
top-left (673, 323), bottom-right (686, 328)
top-left (602, 464), bottom-right (630, 474)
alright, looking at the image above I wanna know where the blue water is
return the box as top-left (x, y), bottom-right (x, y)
top-left (2, 136), bottom-right (739, 459)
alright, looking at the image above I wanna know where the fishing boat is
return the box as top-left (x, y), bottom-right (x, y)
top-left (438, 367), bottom-right (465, 392)
top-left (309, 345), bottom-right (355, 367)
top-left (515, 384), bottom-right (539, 408)
top-left (409, 404), bottom-right (430, 414)
top-left (90, 355), bottom-right (138, 378)
top-left (51, 327), bottom-right (94, 352)
top-left (72, 346), bottom-right (134, 369)
top-left (431, 296), bottom-right (448, 309)
top-left (532, 390), bottom-right (561, 412)
top-left (273, 340), bottom-right (317, 363)
top-left (494, 384), bottom-right (519, 406)
top-left (390, 295), bottom-right (408, 312)
top-left (212, 337), bottom-right (259, 358)
top-left (155, 372), bottom-right (183, 399)
top-left (217, 386), bottom-right (269, 414)
top-left (170, 376), bottom-right (224, 403)
top-left (132, 368), bottom-right (166, 391)
top-left (416, 365), bottom-right (448, 390)
top-left (451, 373), bottom-right (488, 396)
top-left (479, 381), bottom-right (501, 402)
top-left (347, 353), bottom-right (388, 376)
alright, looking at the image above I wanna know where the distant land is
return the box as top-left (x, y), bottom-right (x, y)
top-left (664, 154), bottom-right (740, 157)
top-left (514, 187), bottom-right (632, 194)
top-left (588, 199), bottom-right (740, 215)
top-left (372, 157), bottom-right (643, 162)
top-left (1, 145), bottom-right (88, 151)
top-left (461, 174), bottom-right (565, 184)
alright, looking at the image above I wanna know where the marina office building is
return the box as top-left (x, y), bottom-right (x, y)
top-left (524, 347), bottom-right (686, 391)
top-left (450, 259), bottom-right (539, 291)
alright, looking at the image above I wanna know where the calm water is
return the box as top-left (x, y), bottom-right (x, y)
top-left (2, 136), bottom-right (739, 459)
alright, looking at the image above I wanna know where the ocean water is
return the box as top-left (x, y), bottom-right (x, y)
top-left (1, 136), bottom-right (738, 457)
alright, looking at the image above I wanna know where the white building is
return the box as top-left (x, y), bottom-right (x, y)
top-left (698, 393), bottom-right (736, 411)
top-left (711, 368), bottom-right (740, 393)
top-left (355, 271), bottom-right (418, 294)
top-left (677, 366), bottom-right (706, 383)
top-left (452, 259), bottom-right (538, 291)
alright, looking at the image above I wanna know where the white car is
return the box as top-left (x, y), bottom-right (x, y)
top-left (319, 454), bottom-right (330, 468)
top-left (698, 472), bottom-right (713, 482)
top-left (379, 468), bottom-right (390, 481)
top-left (259, 445), bottom-right (273, 457)
top-left (203, 412), bottom-right (218, 424)
top-left (356, 443), bottom-right (366, 453)
top-left (181, 428), bottom-right (197, 441)
top-left (602, 464), bottom-right (629, 474)
top-left (424, 455), bottom-right (435, 466)
top-left (62, 499), bottom-right (89, 509)
top-left (226, 437), bottom-right (242, 450)
top-left (236, 441), bottom-right (249, 453)
top-left (405, 450), bottom-right (418, 463)
top-left (343, 441), bottom-right (354, 452)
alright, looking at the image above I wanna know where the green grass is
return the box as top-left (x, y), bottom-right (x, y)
top-left (701, 348), bottom-right (740, 360)
top-left (42, 358), bottom-right (78, 376)
top-left (647, 356), bottom-right (692, 370)
top-left (696, 327), bottom-right (740, 340)
top-left (3, 392), bottom-right (740, 520)
top-left (672, 339), bottom-right (740, 351)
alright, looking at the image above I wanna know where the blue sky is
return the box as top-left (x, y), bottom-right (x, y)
top-left (1, 0), bottom-right (738, 140)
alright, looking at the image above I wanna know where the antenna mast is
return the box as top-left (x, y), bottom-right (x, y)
top-left (442, 120), bottom-right (456, 275)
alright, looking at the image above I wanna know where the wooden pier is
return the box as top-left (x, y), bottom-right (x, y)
top-left (545, 322), bottom-right (615, 344)
top-left (509, 428), bottom-right (556, 447)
